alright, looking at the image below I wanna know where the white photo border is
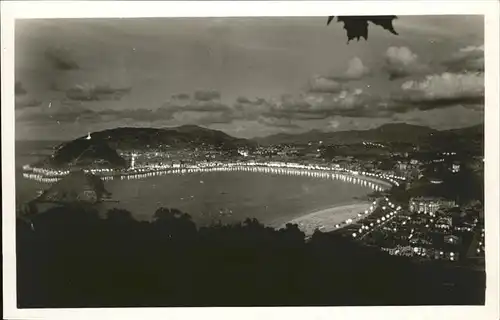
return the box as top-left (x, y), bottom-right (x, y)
top-left (2, 1), bottom-right (499, 320)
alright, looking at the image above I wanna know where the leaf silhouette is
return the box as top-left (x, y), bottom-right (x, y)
top-left (327, 16), bottom-right (398, 42)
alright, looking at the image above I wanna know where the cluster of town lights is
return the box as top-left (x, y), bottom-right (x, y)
top-left (352, 198), bottom-right (401, 238)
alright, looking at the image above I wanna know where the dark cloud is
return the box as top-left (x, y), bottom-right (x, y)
top-left (15, 81), bottom-right (27, 96)
top-left (164, 100), bottom-right (231, 115)
top-left (17, 107), bottom-right (101, 124)
top-left (196, 111), bottom-right (234, 125)
top-left (392, 105), bottom-right (484, 130)
top-left (384, 46), bottom-right (429, 80)
top-left (172, 93), bottom-right (190, 100)
top-left (194, 90), bottom-right (221, 101)
top-left (99, 109), bottom-right (156, 122)
top-left (235, 96), bottom-right (266, 105)
top-left (262, 109), bottom-right (327, 121)
top-left (66, 84), bottom-right (132, 101)
top-left (257, 116), bottom-right (300, 129)
top-left (261, 90), bottom-right (395, 120)
top-left (236, 96), bottom-right (251, 104)
top-left (233, 96), bottom-right (271, 121)
top-left (177, 102), bottom-right (229, 113)
top-left (393, 96), bottom-right (484, 110)
top-left (442, 45), bottom-right (484, 73)
top-left (53, 93), bottom-right (236, 125)
top-left (44, 46), bottom-right (79, 70)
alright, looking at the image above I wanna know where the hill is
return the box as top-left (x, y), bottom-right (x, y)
top-left (34, 125), bottom-right (255, 169)
top-left (254, 123), bottom-right (481, 147)
top-left (35, 170), bottom-right (111, 204)
top-left (426, 124), bottom-right (484, 155)
top-left (71, 125), bottom-right (255, 151)
top-left (37, 138), bottom-right (127, 169)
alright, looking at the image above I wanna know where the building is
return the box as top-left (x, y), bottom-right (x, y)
top-left (410, 159), bottom-right (421, 166)
top-left (409, 197), bottom-right (456, 215)
top-left (444, 234), bottom-right (461, 245)
top-left (397, 161), bottom-right (408, 171)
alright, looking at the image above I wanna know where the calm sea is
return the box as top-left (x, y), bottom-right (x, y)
top-left (15, 141), bottom-right (371, 226)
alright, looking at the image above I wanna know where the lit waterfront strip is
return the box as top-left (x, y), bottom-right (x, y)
top-left (22, 162), bottom-right (401, 189)
top-left (22, 161), bottom-right (401, 190)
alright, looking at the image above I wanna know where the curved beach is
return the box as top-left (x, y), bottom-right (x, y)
top-left (277, 202), bottom-right (373, 236)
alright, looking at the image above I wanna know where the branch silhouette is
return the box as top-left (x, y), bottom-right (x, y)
top-left (327, 16), bottom-right (399, 42)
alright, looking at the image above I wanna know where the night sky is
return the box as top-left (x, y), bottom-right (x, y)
top-left (14, 16), bottom-right (484, 140)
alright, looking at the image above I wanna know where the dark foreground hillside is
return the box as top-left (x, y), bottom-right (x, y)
top-left (17, 206), bottom-right (485, 307)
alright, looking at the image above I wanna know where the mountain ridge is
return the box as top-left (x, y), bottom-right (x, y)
top-left (253, 123), bottom-right (483, 146)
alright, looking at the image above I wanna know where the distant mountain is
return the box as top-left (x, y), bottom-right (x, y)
top-left (254, 123), bottom-right (439, 145)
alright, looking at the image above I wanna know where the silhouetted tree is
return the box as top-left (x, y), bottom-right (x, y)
top-left (16, 205), bottom-right (485, 308)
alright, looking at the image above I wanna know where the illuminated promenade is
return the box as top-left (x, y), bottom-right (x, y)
top-left (22, 161), bottom-right (401, 191)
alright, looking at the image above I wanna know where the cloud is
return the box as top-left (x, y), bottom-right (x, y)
top-left (163, 93), bottom-right (239, 125)
top-left (15, 81), bottom-right (27, 96)
top-left (257, 116), bottom-right (300, 129)
top-left (190, 112), bottom-right (234, 125)
top-left (392, 105), bottom-right (484, 130)
top-left (17, 105), bottom-right (101, 124)
top-left (442, 45), bottom-right (484, 73)
top-left (99, 109), bottom-right (156, 122)
top-left (395, 72), bottom-right (484, 109)
top-left (15, 97), bottom-right (43, 109)
top-left (384, 46), bottom-right (428, 80)
top-left (164, 99), bottom-right (231, 114)
top-left (327, 119), bottom-right (341, 129)
top-left (329, 57), bottom-right (370, 82)
top-left (262, 89), bottom-right (397, 120)
top-left (233, 96), bottom-right (272, 120)
top-left (193, 90), bottom-right (221, 101)
top-left (44, 46), bottom-right (79, 70)
top-left (172, 93), bottom-right (190, 100)
top-left (72, 92), bottom-right (235, 125)
top-left (308, 76), bottom-right (343, 93)
top-left (66, 84), bottom-right (132, 101)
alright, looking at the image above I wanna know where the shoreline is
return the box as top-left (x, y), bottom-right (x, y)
top-left (276, 201), bottom-right (373, 236)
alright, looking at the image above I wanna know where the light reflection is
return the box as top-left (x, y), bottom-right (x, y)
top-left (22, 161), bottom-right (395, 194)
